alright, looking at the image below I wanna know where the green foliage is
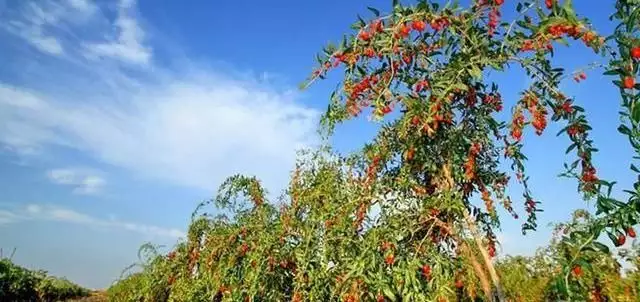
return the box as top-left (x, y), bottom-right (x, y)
top-left (108, 0), bottom-right (640, 301)
top-left (0, 257), bottom-right (89, 302)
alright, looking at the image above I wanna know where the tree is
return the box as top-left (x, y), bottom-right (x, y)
top-left (110, 0), bottom-right (640, 301)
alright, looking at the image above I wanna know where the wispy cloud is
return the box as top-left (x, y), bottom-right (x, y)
top-left (46, 168), bottom-right (106, 195)
top-left (1, 0), bottom-right (99, 56)
top-left (0, 0), bottom-right (319, 193)
top-left (1, 204), bottom-right (185, 238)
top-left (83, 0), bottom-right (151, 65)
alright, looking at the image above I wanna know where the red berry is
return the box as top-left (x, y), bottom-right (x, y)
top-left (631, 47), bottom-right (640, 60)
top-left (399, 24), bottom-right (411, 37)
top-left (421, 264), bottom-right (432, 278)
top-left (572, 265), bottom-right (582, 277)
top-left (495, 0), bottom-right (504, 5)
top-left (617, 234), bottom-right (626, 246)
top-left (623, 76), bottom-right (636, 89)
top-left (545, 0), bottom-right (554, 9)
top-left (412, 20), bottom-right (426, 32)
top-left (455, 279), bottom-right (464, 288)
top-left (372, 19), bottom-right (384, 33)
top-left (627, 227), bottom-right (637, 238)
top-left (579, 72), bottom-right (586, 80)
top-left (377, 294), bottom-right (385, 302)
top-left (488, 246), bottom-right (496, 258)
top-left (358, 30), bottom-right (371, 41)
top-left (385, 253), bottom-right (395, 265)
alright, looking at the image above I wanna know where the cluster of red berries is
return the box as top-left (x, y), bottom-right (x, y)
top-left (524, 95), bottom-right (547, 136)
top-left (414, 79), bottom-right (430, 93)
top-left (358, 19), bottom-right (385, 42)
top-left (421, 264), bottom-right (432, 280)
top-left (547, 23), bottom-right (582, 39)
top-left (531, 108), bottom-right (547, 136)
top-left (464, 142), bottom-right (482, 180)
top-left (354, 202), bottom-right (367, 230)
top-left (430, 16), bottom-right (451, 31)
top-left (404, 147), bottom-right (415, 161)
top-left (465, 88), bottom-right (477, 107)
top-left (481, 188), bottom-right (494, 213)
top-left (367, 155), bottom-right (382, 180)
top-left (238, 243), bottom-right (249, 257)
top-left (573, 72), bottom-right (587, 83)
top-left (487, 239), bottom-right (497, 258)
top-left (510, 108), bottom-right (525, 141)
top-left (554, 99), bottom-right (573, 117)
top-left (566, 124), bottom-right (583, 138)
top-left (343, 294), bottom-right (358, 302)
top-left (520, 39), bottom-right (553, 52)
top-left (621, 46), bottom-right (640, 89)
top-left (488, 8), bottom-right (501, 36)
top-left (581, 165), bottom-right (597, 184)
top-left (380, 241), bottom-right (396, 265)
top-left (345, 75), bottom-right (380, 116)
top-left (525, 198), bottom-right (537, 214)
top-left (482, 93), bottom-right (503, 112)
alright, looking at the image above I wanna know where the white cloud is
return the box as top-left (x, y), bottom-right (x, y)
top-left (83, 0), bottom-right (151, 64)
top-left (0, 0), bottom-right (319, 194)
top-left (46, 168), bottom-right (106, 195)
top-left (1, 0), bottom-right (99, 56)
top-left (0, 204), bottom-right (185, 238)
top-left (26, 204), bottom-right (42, 214)
top-left (0, 209), bottom-right (22, 224)
top-left (65, 0), bottom-right (96, 13)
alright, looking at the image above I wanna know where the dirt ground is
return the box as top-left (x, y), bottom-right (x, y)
top-left (66, 291), bottom-right (108, 302)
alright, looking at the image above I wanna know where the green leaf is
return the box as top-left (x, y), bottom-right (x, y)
top-left (367, 7), bottom-right (380, 17)
top-left (591, 242), bottom-right (610, 254)
top-left (632, 102), bottom-right (640, 123)
top-left (618, 124), bottom-right (631, 135)
top-left (469, 66), bottom-right (482, 79)
top-left (604, 69), bottom-right (621, 76)
top-left (607, 231), bottom-right (618, 244)
top-left (383, 286), bottom-right (397, 301)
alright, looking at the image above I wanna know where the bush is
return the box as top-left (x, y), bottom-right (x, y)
top-left (0, 257), bottom-right (90, 302)
top-left (109, 0), bottom-right (640, 300)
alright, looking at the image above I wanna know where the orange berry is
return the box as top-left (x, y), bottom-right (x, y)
top-left (617, 233), bottom-right (626, 246)
top-left (545, 0), bottom-right (554, 9)
top-left (572, 265), bottom-right (582, 277)
top-left (632, 47), bottom-right (640, 60)
top-left (623, 76), bottom-right (636, 89)
top-left (385, 253), bottom-right (395, 265)
top-left (358, 30), bottom-right (371, 41)
top-left (412, 20), bottom-right (426, 32)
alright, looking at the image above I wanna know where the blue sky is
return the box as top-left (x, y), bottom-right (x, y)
top-left (0, 0), bottom-right (633, 290)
